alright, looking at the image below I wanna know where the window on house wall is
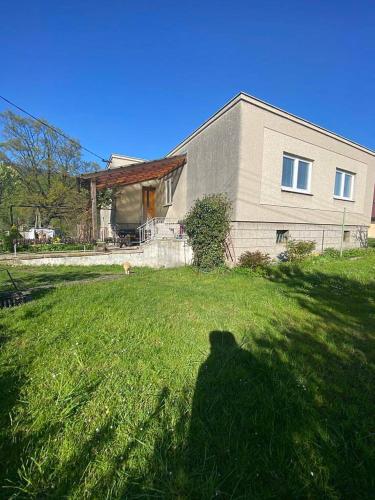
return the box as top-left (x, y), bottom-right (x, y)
top-left (334, 169), bottom-right (354, 200)
top-left (281, 154), bottom-right (312, 193)
top-left (276, 229), bottom-right (289, 244)
top-left (165, 177), bottom-right (173, 205)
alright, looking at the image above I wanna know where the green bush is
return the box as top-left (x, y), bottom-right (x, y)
top-left (323, 247), bottom-right (374, 259)
top-left (0, 226), bottom-right (21, 252)
top-left (238, 250), bottom-right (271, 270)
top-left (323, 247), bottom-right (340, 258)
top-left (285, 239), bottom-right (316, 262)
top-left (17, 243), bottom-right (95, 253)
top-left (342, 247), bottom-right (373, 258)
top-left (368, 238), bottom-right (375, 248)
top-left (184, 193), bottom-right (231, 271)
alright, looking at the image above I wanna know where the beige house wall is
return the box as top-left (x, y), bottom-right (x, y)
top-left (108, 154), bottom-right (145, 169)
top-left (237, 98), bottom-right (375, 226)
top-left (167, 102), bottom-right (241, 219)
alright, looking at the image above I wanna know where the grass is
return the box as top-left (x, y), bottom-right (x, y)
top-left (0, 265), bottom-right (123, 293)
top-left (0, 254), bottom-right (374, 499)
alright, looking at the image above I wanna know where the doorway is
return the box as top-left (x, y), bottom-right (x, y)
top-left (142, 187), bottom-right (156, 220)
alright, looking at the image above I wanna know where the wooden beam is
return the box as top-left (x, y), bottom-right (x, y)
top-left (90, 178), bottom-right (98, 240)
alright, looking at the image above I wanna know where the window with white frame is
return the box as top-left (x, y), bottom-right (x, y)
top-left (164, 177), bottom-right (173, 205)
top-left (281, 154), bottom-right (312, 193)
top-left (334, 169), bottom-right (354, 200)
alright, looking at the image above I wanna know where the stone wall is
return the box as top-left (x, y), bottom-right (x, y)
top-left (230, 222), bottom-right (366, 260)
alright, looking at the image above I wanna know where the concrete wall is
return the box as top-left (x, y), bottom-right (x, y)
top-left (113, 184), bottom-right (143, 229)
top-left (231, 221), bottom-right (365, 259)
top-left (108, 155), bottom-right (145, 169)
top-left (14, 240), bottom-right (192, 268)
top-left (166, 101), bottom-right (241, 219)
top-left (157, 167), bottom-right (185, 219)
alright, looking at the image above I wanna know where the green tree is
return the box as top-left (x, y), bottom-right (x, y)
top-left (0, 110), bottom-right (98, 232)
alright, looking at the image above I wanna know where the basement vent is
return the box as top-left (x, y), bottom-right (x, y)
top-left (276, 230), bottom-right (289, 244)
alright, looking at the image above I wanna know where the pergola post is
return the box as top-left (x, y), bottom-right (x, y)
top-left (90, 178), bottom-right (98, 240)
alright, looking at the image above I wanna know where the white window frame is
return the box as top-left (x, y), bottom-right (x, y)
top-left (281, 154), bottom-right (312, 194)
top-left (333, 169), bottom-right (354, 201)
top-left (164, 177), bottom-right (173, 206)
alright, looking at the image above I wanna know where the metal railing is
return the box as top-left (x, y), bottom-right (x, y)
top-left (137, 218), bottom-right (185, 244)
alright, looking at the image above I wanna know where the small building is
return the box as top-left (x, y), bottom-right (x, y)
top-left (81, 92), bottom-right (375, 259)
top-left (20, 227), bottom-right (55, 240)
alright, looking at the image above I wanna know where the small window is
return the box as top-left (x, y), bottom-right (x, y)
top-left (343, 230), bottom-right (350, 243)
top-left (276, 229), bottom-right (289, 244)
top-left (164, 177), bottom-right (172, 205)
top-left (334, 169), bottom-right (354, 200)
top-left (281, 155), bottom-right (312, 193)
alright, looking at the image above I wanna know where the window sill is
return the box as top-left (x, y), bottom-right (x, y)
top-left (333, 196), bottom-right (354, 202)
top-left (281, 187), bottom-right (313, 196)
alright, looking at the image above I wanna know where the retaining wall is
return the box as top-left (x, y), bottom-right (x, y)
top-left (8, 240), bottom-right (192, 268)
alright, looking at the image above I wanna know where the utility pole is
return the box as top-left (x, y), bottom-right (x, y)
top-left (90, 178), bottom-right (98, 241)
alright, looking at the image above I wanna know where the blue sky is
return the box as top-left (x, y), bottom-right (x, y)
top-left (1, 0), bottom-right (374, 164)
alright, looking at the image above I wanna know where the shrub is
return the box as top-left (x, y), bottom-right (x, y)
top-left (16, 243), bottom-right (95, 253)
top-left (0, 226), bottom-right (21, 252)
top-left (322, 247), bottom-right (374, 259)
top-left (342, 247), bottom-right (373, 258)
top-left (238, 250), bottom-right (271, 270)
top-left (285, 239), bottom-right (315, 262)
top-left (184, 193), bottom-right (231, 271)
top-left (323, 247), bottom-right (340, 258)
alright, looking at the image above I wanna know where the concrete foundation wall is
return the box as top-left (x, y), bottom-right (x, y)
top-left (14, 240), bottom-right (192, 268)
top-left (231, 221), bottom-right (366, 259)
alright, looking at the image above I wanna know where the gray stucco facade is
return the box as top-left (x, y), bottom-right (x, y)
top-left (103, 93), bottom-right (375, 260)
top-left (165, 93), bottom-right (375, 258)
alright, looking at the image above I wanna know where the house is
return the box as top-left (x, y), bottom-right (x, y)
top-left (369, 186), bottom-right (375, 238)
top-left (81, 93), bottom-right (375, 259)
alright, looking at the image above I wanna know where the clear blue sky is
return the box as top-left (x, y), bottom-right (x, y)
top-left (1, 0), bottom-right (374, 163)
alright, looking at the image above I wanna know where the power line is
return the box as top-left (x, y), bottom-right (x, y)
top-left (0, 94), bottom-right (108, 163)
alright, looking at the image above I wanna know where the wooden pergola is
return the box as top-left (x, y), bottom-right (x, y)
top-left (79, 155), bottom-right (186, 239)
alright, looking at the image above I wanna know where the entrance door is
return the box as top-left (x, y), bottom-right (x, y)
top-left (142, 187), bottom-right (156, 220)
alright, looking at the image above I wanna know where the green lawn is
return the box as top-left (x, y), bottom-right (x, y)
top-left (0, 255), bottom-right (374, 499)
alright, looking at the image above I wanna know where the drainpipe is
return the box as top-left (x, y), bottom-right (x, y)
top-left (339, 207), bottom-right (346, 257)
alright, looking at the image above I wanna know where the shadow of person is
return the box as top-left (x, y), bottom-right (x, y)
top-left (116, 330), bottom-right (314, 498)
top-left (185, 330), bottom-right (310, 499)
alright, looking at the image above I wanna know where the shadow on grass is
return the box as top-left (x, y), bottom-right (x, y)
top-left (2, 269), bottom-right (116, 292)
top-left (116, 267), bottom-right (374, 498)
top-left (1, 264), bottom-right (374, 498)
